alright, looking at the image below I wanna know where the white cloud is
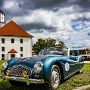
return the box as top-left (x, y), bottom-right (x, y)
top-left (4, 0), bottom-right (19, 10)
top-left (85, 12), bottom-right (90, 19)
top-left (3, 2), bottom-right (90, 49)
top-left (75, 24), bottom-right (83, 29)
top-left (25, 7), bottom-right (90, 49)
top-left (3, 0), bottom-right (15, 9)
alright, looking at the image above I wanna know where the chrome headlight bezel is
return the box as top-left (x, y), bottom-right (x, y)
top-left (1, 62), bottom-right (8, 70)
top-left (34, 61), bottom-right (43, 73)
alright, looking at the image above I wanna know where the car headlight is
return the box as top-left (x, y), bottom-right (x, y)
top-left (34, 61), bottom-right (43, 73)
top-left (2, 62), bottom-right (8, 70)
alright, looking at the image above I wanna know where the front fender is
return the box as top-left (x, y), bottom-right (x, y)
top-left (43, 61), bottom-right (53, 82)
top-left (43, 57), bottom-right (60, 82)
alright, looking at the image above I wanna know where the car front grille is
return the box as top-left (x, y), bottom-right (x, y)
top-left (9, 65), bottom-right (31, 76)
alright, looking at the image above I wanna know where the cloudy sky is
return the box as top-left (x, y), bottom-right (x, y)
top-left (0, 0), bottom-right (90, 49)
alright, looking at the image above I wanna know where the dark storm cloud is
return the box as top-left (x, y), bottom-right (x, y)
top-left (0, 0), bottom-right (4, 8)
top-left (18, 0), bottom-right (68, 9)
top-left (68, 0), bottom-right (90, 12)
top-left (18, 0), bottom-right (90, 10)
top-left (87, 32), bottom-right (90, 36)
top-left (20, 23), bottom-right (56, 32)
top-left (75, 0), bottom-right (90, 8)
top-left (32, 0), bottom-right (67, 9)
top-left (72, 17), bottom-right (90, 22)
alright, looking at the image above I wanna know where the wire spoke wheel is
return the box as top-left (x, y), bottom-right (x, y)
top-left (51, 68), bottom-right (60, 88)
top-left (46, 65), bottom-right (61, 90)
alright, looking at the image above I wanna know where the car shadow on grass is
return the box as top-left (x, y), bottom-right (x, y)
top-left (0, 81), bottom-right (47, 90)
top-left (8, 84), bottom-right (47, 90)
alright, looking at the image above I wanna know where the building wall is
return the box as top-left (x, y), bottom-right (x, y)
top-left (0, 36), bottom-right (32, 60)
top-left (0, 23), bottom-right (5, 27)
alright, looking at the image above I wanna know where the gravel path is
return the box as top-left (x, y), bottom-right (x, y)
top-left (84, 61), bottom-right (90, 63)
top-left (73, 84), bottom-right (90, 90)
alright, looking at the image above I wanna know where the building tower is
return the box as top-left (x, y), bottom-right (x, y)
top-left (0, 9), bottom-right (5, 27)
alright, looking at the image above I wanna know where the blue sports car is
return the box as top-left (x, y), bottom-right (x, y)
top-left (0, 47), bottom-right (84, 90)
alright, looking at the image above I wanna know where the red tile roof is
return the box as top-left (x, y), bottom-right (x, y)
top-left (0, 20), bottom-right (33, 37)
top-left (8, 49), bottom-right (17, 53)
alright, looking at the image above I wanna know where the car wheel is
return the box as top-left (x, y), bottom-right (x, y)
top-left (46, 65), bottom-right (61, 90)
top-left (9, 80), bottom-right (25, 86)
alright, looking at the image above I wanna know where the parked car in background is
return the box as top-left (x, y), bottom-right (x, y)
top-left (0, 47), bottom-right (84, 90)
top-left (81, 54), bottom-right (90, 60)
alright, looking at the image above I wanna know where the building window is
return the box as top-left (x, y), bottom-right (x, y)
top-left (20, 54), bottom-right (23, 57)
top-left (1, 38), bottom-right (5, 43)
top-left (20, 47), bottom-right (23, 51)
top-left (11, 39), bottom-right (14, 43)
top-left (1, 54), bottom-right (5, 60)
top-left (2, 47), bottom-right (5, 51)
top-left (20, 39), bottom-right (23, 43)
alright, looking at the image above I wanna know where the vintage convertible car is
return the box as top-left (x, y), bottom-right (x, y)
top-left (0, 47), bottom-right (84, 90)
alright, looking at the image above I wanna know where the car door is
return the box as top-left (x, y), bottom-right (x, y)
top-left (68, 56), bottom-right (80, 74)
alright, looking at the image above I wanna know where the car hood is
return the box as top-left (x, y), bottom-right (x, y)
top-left (12, 56), bottom-right (48, 68)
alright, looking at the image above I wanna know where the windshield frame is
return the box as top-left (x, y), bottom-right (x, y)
top-left (38, 47), bottom-right (68, 56)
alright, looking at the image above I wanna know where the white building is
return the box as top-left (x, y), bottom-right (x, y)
top-left (0, 10), bottom-right (33, 60)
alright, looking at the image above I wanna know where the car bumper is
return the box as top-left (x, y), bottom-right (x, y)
top-left (0, 75), bottom-right (44, 85)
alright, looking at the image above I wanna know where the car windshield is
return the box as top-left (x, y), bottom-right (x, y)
top-left (38, 47), bottom-right (68, 56)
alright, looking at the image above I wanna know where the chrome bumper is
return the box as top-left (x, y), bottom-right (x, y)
top-left (0, 75), bottom-right (44, 85)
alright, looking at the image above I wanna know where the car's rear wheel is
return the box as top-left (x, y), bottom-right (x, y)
top-left (46, 65), bottom-right (61, 90)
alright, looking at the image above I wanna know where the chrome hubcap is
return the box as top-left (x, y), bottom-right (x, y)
top-left (51, 69), bottom-right (60, 88)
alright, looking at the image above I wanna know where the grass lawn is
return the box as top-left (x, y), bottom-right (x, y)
top-left (0, 60), bottom-right (6, 74)
top-left (58, 64), bottom-right (90, 90)
top-left (0, 60), bottom-right (90, 90)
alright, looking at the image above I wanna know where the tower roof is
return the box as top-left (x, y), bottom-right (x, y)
top-left (0, 9), bottom-right (5, 15)
top-left (0, 20), bottom-right (33, 37)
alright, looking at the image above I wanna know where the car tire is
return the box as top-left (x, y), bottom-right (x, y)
top-left (46, 65), bottom-right (61, 90)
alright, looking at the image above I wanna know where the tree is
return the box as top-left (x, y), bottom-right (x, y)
top-left (45, 38), bottom-right (56, 48)
top-left (56, 41), bottom-right (66, 48)
top-left (33, 38), bottom-right (46, 54)
top-left (32, 38), bottom-right (66, 54)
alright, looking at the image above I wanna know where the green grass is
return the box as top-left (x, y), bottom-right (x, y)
top-left (0, 60), bottom-right (7, 82)
top-left (0, 61), bottom-right (90, 90)
top-left (85, 88), bottom-right (90, 90)
top-left (0, 60), bottom-right (6, 74)
top-left (58, 64), bottom-right (90, 90)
